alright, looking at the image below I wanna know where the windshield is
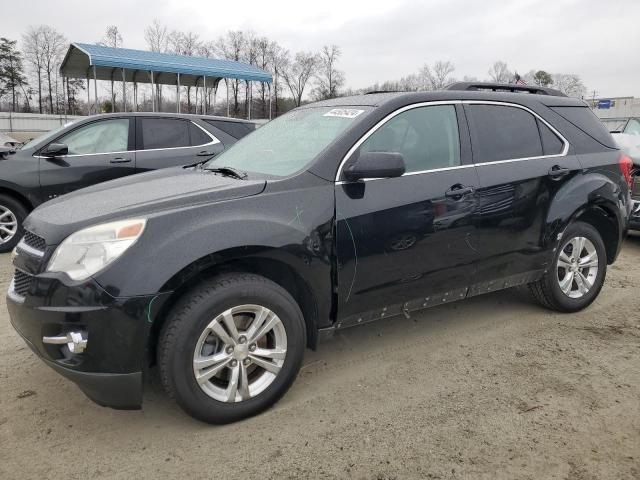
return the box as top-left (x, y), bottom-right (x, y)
top-left (204, 106), bottom-right (371, 177)
top-left (625, 119), bottom-right (640, 136)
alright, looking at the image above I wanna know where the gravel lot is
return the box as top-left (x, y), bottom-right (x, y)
top-left (1, 235), bottom-right (639, 480)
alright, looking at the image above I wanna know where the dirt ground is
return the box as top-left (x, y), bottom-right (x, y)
top-left (1, 235), bottom-right (639, 480)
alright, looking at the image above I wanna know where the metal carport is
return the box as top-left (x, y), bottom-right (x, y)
top-left (59, 43), bottom-right (273, 118)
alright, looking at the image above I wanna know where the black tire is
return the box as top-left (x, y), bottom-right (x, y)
top-left (528, 221), bottom-right (607, 312)
top-left (0, 194), bottom-right (28, 253)
top-left (158, 273), bottom-right (306, 424)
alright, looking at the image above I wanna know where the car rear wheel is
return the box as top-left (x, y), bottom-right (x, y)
top-left (0, 195), bottom-right (27, 253)
top-left (158, 273), bottom-right (306, 424)
top-left (528, 221), bottom-right (607, 312)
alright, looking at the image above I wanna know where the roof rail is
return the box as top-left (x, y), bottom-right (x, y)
top-left (364, 90), bottom-right (401, 95)
top-left (445, 82), bottom-right (567, 97)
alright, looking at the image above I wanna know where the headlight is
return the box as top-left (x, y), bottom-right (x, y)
top-left (47, 219), bottom-right (146, 281)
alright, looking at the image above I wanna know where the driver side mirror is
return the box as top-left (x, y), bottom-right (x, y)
top-left (344, 151), bottom-right (406, 181)
top-left (41, 143), bottom-right (68, 158)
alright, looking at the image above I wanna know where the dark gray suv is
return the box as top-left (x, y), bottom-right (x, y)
top-left (0, 113), bottom-right (256, 251)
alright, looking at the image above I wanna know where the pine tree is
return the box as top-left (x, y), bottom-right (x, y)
top-left (0, 37), bottom-right (28, 112)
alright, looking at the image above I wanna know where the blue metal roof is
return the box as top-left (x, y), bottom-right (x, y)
top-left (62, 43), bottom-right (272, 83)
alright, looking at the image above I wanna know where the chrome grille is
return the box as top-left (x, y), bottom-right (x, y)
top-left (13, 270), bottom-right (33, 296)
top-left (22, 231), bottom-right (46, 251)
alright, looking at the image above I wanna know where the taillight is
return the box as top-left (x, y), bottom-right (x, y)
top-left (619, 153), bottom-right (633, 189)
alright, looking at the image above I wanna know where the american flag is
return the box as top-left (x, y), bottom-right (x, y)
top-left (513, 72), bottom-right (527, 85)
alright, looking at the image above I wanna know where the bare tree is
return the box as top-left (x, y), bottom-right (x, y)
top-left (216, 31), bottom-right (246, 115)
top-left (144, 19), bottom-right (168, 52)
top-left (488, 61), bottom-right (512, 83)
top-left (421, 61), bottom-right (456, 90)
top-left (103, 26), bottom-right (123, 49)
top-left (145, 19), bottom-right (168, 109)
top-left (41, 26), bottom-right (66, 113)
top-left (313, 45), bottom-right (345, 100)
top-left (254, 36), bottom-right (272, 117)
top-left (101, 26), bottom-right (123, 111)
top-left (197, 40), bottom-right (218, 112)
top-left (282, 52), bottom-right (318, 107)
top-left (268, 43), bottom-right (289, 116)
top-left (243, 32), bottom-right (259, 115)
top-left (22, 26), bottom-right (46, 113)
top-left (398, 73), bottom-right (421, 91)
top-left (168, 30), bottom-right (200, 112)
top-left (552, 73), bottom-right (586, 98)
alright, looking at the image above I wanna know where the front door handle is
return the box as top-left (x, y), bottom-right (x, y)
top-left (548, 165), bottom-right (570, 179)
top-left (197, 150), bottom-right (216, 157)
top-left (445, 185), bottom-right (474, 198)
top-left (110, 157), bottom-right (132, 164)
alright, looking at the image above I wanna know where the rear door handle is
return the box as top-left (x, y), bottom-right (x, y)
top-left (110, 157), bottom-right (132, 164)
top-left (445, 185), bottom-right (474, 198)
top-left (548, 165), bottom-right (570, 178)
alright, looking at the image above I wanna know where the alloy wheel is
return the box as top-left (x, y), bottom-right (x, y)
top-left (556, 236), bottom-right (599, 299)
top-left (193, 304), bottom-right (287, 403)
top-left (0, 205), bottom-right (18, 245)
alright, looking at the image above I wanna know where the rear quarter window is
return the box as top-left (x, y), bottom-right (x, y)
top-left (551, 106), bottom-right (617, 149)
top-left (204, 120), bottom-right (256, 140)
top-left (537, 120), bottom-right (565, 155)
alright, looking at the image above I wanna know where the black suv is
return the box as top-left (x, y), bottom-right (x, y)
top-left (7, 84), bottom-right (632, 423)
top-left (0, 113), bottom-right (255, 252)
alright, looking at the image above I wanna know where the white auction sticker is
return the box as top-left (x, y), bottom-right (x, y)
top-left (323, 108), bottom-right (365, 119)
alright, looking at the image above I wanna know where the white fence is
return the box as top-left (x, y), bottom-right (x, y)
top-left (0, 112), bottom-right (85, 134)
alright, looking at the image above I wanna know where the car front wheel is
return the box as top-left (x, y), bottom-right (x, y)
top-left (158, 273), bottom-right (306, 424)
top-left (0, 194), bottom-right (27, 253)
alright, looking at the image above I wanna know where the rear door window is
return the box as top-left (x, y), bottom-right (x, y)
top-left (139, 118), bottom-right (190, 150)
top-left (466, 104), bottom-right (543, 163)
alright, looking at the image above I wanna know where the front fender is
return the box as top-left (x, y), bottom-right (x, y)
top-left (93, 183), bottom-right (336, 302)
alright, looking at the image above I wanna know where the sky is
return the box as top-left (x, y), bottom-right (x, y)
top-left (5, 0), bottom-right (640, 98)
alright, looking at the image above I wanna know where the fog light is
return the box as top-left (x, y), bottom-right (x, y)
top-left (43, 331), bottom-right (88, 354)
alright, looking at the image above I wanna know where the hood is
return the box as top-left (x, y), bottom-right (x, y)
top-left (26, 166), bottom-right (266, 243)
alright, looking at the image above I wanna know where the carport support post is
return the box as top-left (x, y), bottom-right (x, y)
top-left (247, 81), bottom-right (252, 120)
top-left (213, 79), bottom-right (218, 115)
top-left (63, 76), bottom-right (68, 117)
top-left (268, 83), bottom-right (272, 120)
top-left (93, 66), bottom-right (98, 114)
top-left (150, 71), bottom-right (156, 112)
top-left (86, 75), bottom-right (90, 114)
top-left (203, 76), bottom-right (207, 115)
top-left (122, 68), bottom-right (126, 112)
top-left (176, 73), bottom-right (181, 113)
top-left (226, 79), bottom-right (229, 117)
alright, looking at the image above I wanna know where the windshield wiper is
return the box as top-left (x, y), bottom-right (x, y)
top-left (204, 166), bottom-right (248, 180)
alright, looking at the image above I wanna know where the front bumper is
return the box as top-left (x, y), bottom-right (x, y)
top-left (6, 272), bottom-right (167, 410)
top-left (12, 323), bottom-right (143, 409)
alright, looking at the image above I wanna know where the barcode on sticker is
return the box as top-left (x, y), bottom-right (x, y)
top-left (323, 109), bottom-right (365, 119)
